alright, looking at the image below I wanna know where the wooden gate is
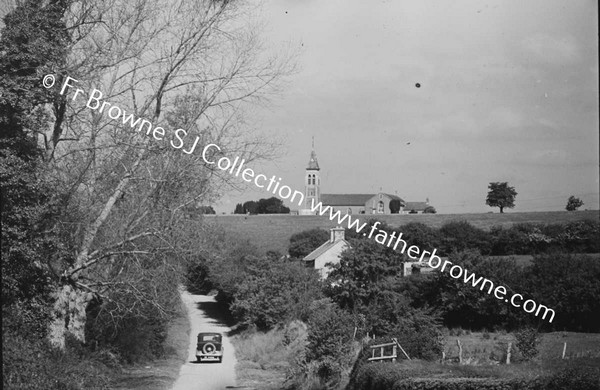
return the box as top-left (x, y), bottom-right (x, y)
top-left (368, 338), bottom-right (411, 362)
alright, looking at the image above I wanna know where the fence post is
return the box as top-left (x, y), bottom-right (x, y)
top-left (441, 351), bottom-right (446, 365)
top-left (457, 339), bottom-right (463, 364)
top-left (506, 342), bottom-right (512, 365)
top-left (392, 345), bottom-right (397, 362)
top-left (562, 342), bottom-right (567, 359)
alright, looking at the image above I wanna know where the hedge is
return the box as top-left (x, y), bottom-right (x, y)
top-left (348, 362), bottom-right (600, 390)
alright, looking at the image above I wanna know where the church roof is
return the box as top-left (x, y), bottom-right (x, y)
top-left (307, 150), bottom-right (320, 170)
top-left (405, 201), bottom-right (429, 211)
top-left (321, 194), bottom-right (374, 206)
top-left (321, 193), bottom-right (405, 206)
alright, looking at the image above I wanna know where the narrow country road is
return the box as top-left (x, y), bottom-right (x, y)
top-left (171, 290), bottom-right (238, 390)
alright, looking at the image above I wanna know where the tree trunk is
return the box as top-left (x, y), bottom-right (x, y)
top-left (48, 284), bottom-right (93, 349)
top-left (500, 206), bottom-right (504, 213)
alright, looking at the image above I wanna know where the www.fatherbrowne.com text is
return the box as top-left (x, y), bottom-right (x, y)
top-left (44, 74), bottom-right (556, 324)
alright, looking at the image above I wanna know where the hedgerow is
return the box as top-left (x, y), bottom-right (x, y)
top-left (347, 362), bottom-right (600, 390)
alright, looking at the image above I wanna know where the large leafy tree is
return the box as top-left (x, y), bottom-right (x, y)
top-left (486, 182), bottom-right (517, 213)
top-left (1, 0), bottom-right (70, 324)
top-left (3, 0), bottom-right (293, 350)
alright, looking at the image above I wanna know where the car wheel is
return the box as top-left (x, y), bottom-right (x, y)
top-left (202, 342), bottom-right (216, 354)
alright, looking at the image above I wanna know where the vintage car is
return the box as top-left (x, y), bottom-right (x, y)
top-left (196, 332), bottom-right (224, 363)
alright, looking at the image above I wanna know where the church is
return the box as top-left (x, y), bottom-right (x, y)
top-left (298, 146), bottom-right (433, 215)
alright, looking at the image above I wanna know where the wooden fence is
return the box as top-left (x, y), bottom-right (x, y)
top-left (368, 338), bottom-right (410, 363)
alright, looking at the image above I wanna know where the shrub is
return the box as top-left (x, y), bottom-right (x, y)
top-left (545, 366), bottom-right (600, 390)
top-left (514, 327), bottom-right (540, 361)
top-left (230, 261), bottom-right (323, 330)
top-left (2, 330), bottom-right (113, 389)
top-left (439, 221), bottom-right (491, 255)
top-left (305, 299), bottom-right (355, 362)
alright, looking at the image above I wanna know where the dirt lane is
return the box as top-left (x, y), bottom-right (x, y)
top-left (170, 291), bottom-right (237, 390)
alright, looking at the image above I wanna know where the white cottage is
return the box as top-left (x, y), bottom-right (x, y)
top-left (303, 227), bottom-right (349, 279)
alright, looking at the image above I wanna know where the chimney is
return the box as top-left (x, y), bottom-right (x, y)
top-left (330, 226), bottom-right (345, 242)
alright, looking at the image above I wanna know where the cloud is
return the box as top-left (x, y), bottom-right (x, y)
top-left (521, 33), bottom-right (581, 65)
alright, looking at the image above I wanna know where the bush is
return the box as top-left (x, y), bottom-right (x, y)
top-left (305, 299), bottom-right (356, 363)
top-left (545, 366), bottom-right (600, 390)
top-left (2, 330), bottom-right (113, 389)
top-left (439, 221), bottom-right (492, 255)
top-left (230, 261), bottom-right (322, 330)
top-left (514, 327), bottom-right (540, 361)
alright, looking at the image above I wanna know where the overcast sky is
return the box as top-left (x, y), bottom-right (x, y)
top-left (216, 0), bottom-right (599, 214)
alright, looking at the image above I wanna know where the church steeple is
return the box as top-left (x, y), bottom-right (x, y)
top-left (304, 138), bottom-right (320, 209)
top-left (307, 149), bottom-right (320, 170)
top-left (307, 136), bottom-right (320, 170)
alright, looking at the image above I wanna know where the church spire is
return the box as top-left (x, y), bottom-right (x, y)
top-left (307, 137), bottom-right (320, 170)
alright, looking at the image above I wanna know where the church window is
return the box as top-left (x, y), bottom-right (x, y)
top-left (377, 201), bottom-right (384, 213)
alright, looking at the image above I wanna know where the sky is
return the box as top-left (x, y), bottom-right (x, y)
top-left (216, 0), bottom-right (599, 214)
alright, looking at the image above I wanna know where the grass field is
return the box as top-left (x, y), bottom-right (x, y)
top-left (444, 331), bottom-right (600, 364)
top-left (203, 210), bottom-right (599, 254)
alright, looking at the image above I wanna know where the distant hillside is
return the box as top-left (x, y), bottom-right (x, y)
top-left (203, 210), bottom-right (599, 255)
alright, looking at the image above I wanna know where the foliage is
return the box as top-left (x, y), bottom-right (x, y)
top-left (398, 222), bottom-right (441, 250)
top-left (305, 299), bottom-right (356, 363)
top-left (288, 228), bottom-right (330, 258)
top-left (3, 330), bottom-right (113, 390)
top-left (423, 205), bottom-right (437, 214)
top-left (486, 182), bottom-right (517, 213)
top-left (234, 203), bottom-right (244, 214)
top-left (389, 199), bottom-right (402, 213)
top-left (527, 253), bottom-right (600, 332)
top-left (439, 220), bottom-right (492, 255)
top-left (243, 200), bottom-right (259, 214)
top-left (419, 251), bottom-right (530, 330)
top-left (348, 360), bottom-right (600, 390)
top-left (326, 237), bottom-right (404, 312)
top-left (239, 197), bottom-right (291, 214)
top-left (566, 195), bottom-right (584, 211)
top-left (230, 260), bottom-right (323, 330)
top-left (514, 327), bottom-right (540, 361)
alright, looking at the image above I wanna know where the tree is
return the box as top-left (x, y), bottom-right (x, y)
top-left (389, 199), bottom-right (401, 214)
top-left (423, 205), bottom-right (436, 214)
top-left (288, 228), bottom-right (329, 258)
top-left (257, 197), bottom-right (290, 214)
top-left (198, 206), bottom-right (216, 214)
top-left (243, 200), bottom-right (258, 214)
top-left (6, 0), bottom-right (293, 349)
top-left (566, 196), bottom-right (584, 211)
top-left (234, 203), bottom-right (244, 214)
top-left (486, 182), bottom-right (517, 213)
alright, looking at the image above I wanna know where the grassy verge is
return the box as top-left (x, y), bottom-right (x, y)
top-left (231, 327), bottom-right (292, 390)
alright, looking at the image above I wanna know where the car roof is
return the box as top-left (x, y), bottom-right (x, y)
top-left (197, 332), bottom-right (222, 336)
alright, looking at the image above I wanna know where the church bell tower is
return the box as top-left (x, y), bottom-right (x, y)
top-left (304, 138), bottom-right (320, 209)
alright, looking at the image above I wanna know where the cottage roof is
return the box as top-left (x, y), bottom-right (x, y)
top-left (303, 239), bottom-right (349, 261)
